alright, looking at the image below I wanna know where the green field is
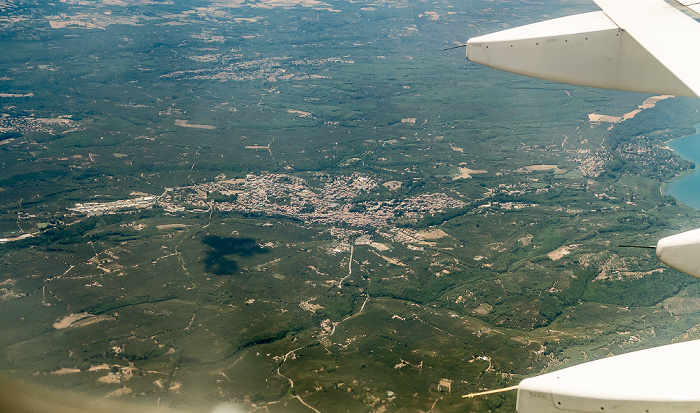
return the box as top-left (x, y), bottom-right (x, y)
top-left (2, 0), bottom-right (700, 411)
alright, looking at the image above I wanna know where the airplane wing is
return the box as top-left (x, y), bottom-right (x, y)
top-left (466, 0), bottom-right (700, 281)
top-left (465, 1), bottom-right (700, 412)
top-left (466, 0), bottom-right (700, 97)
top-left (517, 339), bottom-right (700, 412)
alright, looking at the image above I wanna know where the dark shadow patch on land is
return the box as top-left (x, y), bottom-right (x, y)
top-left (202, 235), bottom-right (268, 275)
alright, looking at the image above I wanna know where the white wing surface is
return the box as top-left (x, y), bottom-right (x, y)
top-left (656, 228), bottom-right (700, 278)
top-left (517, 340), bottom-right (700, 412)
top-left (466, 0), bottom-right (700, 97)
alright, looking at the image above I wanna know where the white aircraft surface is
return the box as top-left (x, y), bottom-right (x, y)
top-left (466, 0), bottom-right (700, 411)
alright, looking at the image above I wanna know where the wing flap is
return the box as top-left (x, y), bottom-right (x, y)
top-left (466, 0), bottom-right (700, 97)
top-left (594, 0), bottom-right (700, 97)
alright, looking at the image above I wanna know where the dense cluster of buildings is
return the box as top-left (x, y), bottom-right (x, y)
top-left (0, 115), bottom-right (71, 137)
top-left (68, 169), bottom-right (576, 227)
top-left (153, 173), bottom-right (466, 228)
top-left (161, 56), bottom-right (353, 83)
top-left (67, 170), bottom-right (583, 227)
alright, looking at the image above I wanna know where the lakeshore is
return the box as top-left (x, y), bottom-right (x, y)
top-left (666, 123), bottom-right (700, 209)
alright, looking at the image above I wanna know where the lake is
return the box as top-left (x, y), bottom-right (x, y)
top-left (666, 123), bottom-right (700, 209)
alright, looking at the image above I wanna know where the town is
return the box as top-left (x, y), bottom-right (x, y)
top-left (68, 173), bottom-right (468, 227)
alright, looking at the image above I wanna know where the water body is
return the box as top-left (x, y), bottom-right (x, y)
top-left (666, 123), bottom-right (700, 209)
